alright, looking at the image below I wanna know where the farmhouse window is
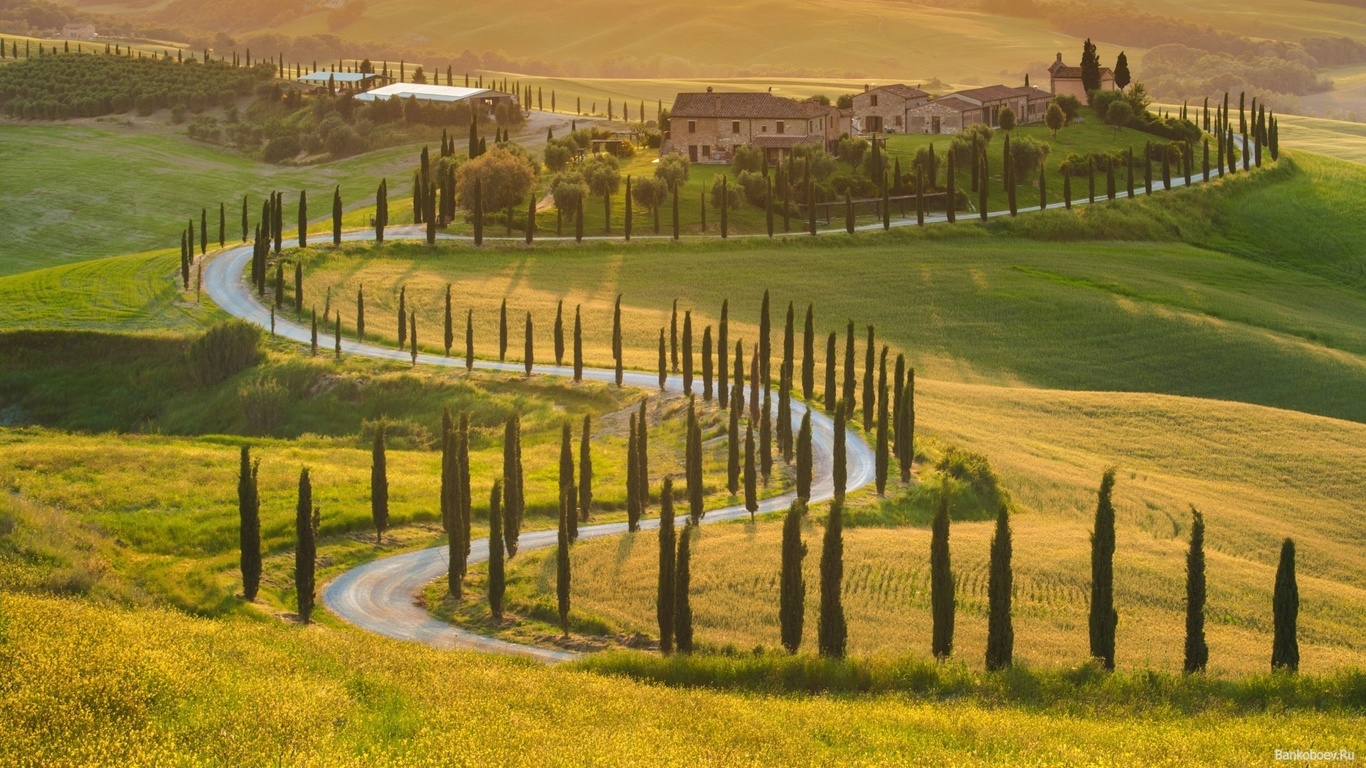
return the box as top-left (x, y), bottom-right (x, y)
top-left (776, 121), bottom-right (785, 134)
top-left (688, 120), bottom-right (697, 134)
top-left (871, 94), bottom-right (879, 107)
top-left (732, 121), bottom-right (741, 134)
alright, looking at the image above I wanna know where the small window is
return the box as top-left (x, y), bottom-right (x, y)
top-left (761, 125), bottom-right (768, 133)
top-left (702, 145), bottom-right (711, 157)
top-left (776, 121), bottom-right (785, 135)
top-left (688, 120), bottom-right (697, 134)
top-left (732, 121), bottom-right (741, 134)
top-left (871, 94), bottom-right (879, 107)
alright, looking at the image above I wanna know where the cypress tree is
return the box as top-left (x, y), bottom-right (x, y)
top-left (1272, 538), bottom-right (1299, 673)
top-left (702, 326), bottom-right (714, 401)
top-left (637, 400), bottom-right (649, 518)
top-left (310, 309), bottom-right (318, 355)
top-left (398, 287), bottom-right (407, 349)
top-left (444, 285), bottom-right (454, 356)
top-left (718, 299), bottom-right (730, 409)
top-left (238, 446), bottom-right (261, 602)
top-left (657, 477), bottom-right (676, 654)
top-left (294, 260), bottom-right (303, 314)
top-left (1087, 157), bottom-right (1096, 204)
top-left (357, 286), bottom-right (365, 342)
top-left (498, 298), bottom-right (508, 361)
top-left (875, 352), bottom-right (889, 495)
top-left (744, 421), bottom-right (758, 521)
top-left (274, 262), bottom-right (284, 309)
top-left (556, 482), bottom-right (572, 637)
top-left (488, 481), bottom-right (505, 619)
top-left (844, 191), bottom-right (854, 234)
top-left (780, 301), bottom-right (795, 454)
top-left (559, 421), bottom-right (575, 538)
top-left (759, 383), bottom-right (772, 482)
top-left (931, 490), bottom-right (955, 660)
top-left (670, 299), bottom-right (679, 373)
top-left (1089, 468), bottom-right (1118, 671)
top-left (796, 410), bottom-right (812, 501)
top-left (200, 208), bottom-right (207, 254)
top-left (297, 190), bottom-right (308, 248)
top-left (802, 304), bottom-right (815, 401)
top-left (371, 425), bottom-right (389, 544)
top-left (825, 332), bottom-right (837, 413)
top-left (675, 524), bottom-right (694, 653)
top-left (818, 499), bottom-right (846, 658)
top-left (985, 502), bottom-right (1013, 671)
top-left (502, 415), bottom-right (524, 557)
top-left (658, 329), bottom-right (667, 390)
top-left (728, 382), bottom-right (742, 496)
top-left (1184, 506), bottom-right (1208, 674)
top-left (524, 312), bottom-right (534, 377)
top-left (332, 186), bottom-right (343, 245)
top-left (843, 320), bottom-right (856, 416)
top-left (294, 468), bottom-right (318, 623)
top-left (892, 354), bottom-right (905, 463)
top-left (465, 309), bottom-right (474, 370)
top-left (219, 202), bottom-right (226, 248)
top-left (573, 306), bottom-right (584, 382)
top-left (687, 399), bottom-right (704, 523)
top-left (242, 195), bottom-right (249, 242)
top-left (579, 414), bottom-right (594, 521)
top-left (627, 414), bottom-right (641, 531)
top-left (780, 499), bottom-right (808, 654)
top-left (1064, 173), bottom-right (1073, 209)
top-left (862, 326), bottom-right (875, 431)
top-left (1126, 148), bottom-right (1135, 198)
top-left (1039, 162), bottom-right (1047, 211)
top-left (625, 176), bottom-right (633, 241)
top-left (613, 294), bottom-right (624, 387)
top-left (759, 289), bottom-right (771, 386)
top-left (553, 300), bottom-right (565, 366)
top-left (682, 310), bottom-right (694, 395)
top-left (899, 369), bottom-right (916, 482)
top-left (410, 311), bottom-right (417, 365)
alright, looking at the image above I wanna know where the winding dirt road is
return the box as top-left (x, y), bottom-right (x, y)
top-left (204, 234), bottom-right (875, 662)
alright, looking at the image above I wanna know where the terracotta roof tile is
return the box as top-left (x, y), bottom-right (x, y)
top-left (671, 91), bottom-right (813, 119)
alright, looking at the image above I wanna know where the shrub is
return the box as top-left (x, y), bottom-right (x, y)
top-left (936, 446), bottom-right (1008, 513)
top-left (1051, 94), bottom-right (1082, 124)
top-left (736, 170), bottom-right (769, 207)
top-left (262, 135), bottom-right (301, 164)
top-left (361, 417), bottom-right (434, 450)
top-left (1090, 89), bottom-right (1127, 121)
top-left (1009, 136), bottom-right (1051, 176)
top-left (732, 145), bottom-right (764, 174)
top-left (239, 376), bottom-right (289, 435)
top-left (835, 136), bottom-right (869, 167)
top-left (544, 143), bottom-right (573, 173)
top-left (709, 175), bottom-right (741, 210)
top-left (187, 320), bottom-right (261, 387)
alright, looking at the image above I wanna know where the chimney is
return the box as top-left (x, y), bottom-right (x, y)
top-left (864, 83), bottom-right (870, 92)
top-left (1056, 52), bottom-right (1063, 64)
top-left (706, 86), bottom-right (713, 93)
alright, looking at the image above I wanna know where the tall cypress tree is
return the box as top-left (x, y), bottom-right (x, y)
top-left (682, 310), bottom-right (694, 395)
top-left (728, 382), bottom-right (742, 496)
top-left (780, 499), bottom-right (808, 654)
top-left (465, 309), bottom-right (474, 370)
top-left (843, 321), bottom-right (856, 416)
top-left (242, 195), bottom-right (249, 242)
top-left (1272, 538), bottom-right (1299, 673)
top-left (398, 286), bottom-right (407, 349)
top-left (675, 524), bottom-right (694, 653)
top-left (502, 415), bottom-right (524, 557)
top-left (572, 414), bottom-right (591, 523)
top-left (488, 480), bottom-right (504, 619)
top-left (524, 312), bottom-right (534, 377)
top-left (985, 502), bottom-right (1013, 671)
top-left (702, 326), bottom-right (714, 401)
top-left (833, 403), bottom-right (847, 503)
top-left (670, 299), bottom-right (680, 373)
top-left (443, 285), bottom-right (454, 356)
top-left (657, 476), bottom-right (676, 654)
top-left (498, 298), bottom-right (508, 362)
top-left (780, 301), bottom-right (795, 455)
top-left (553, 300), bottom-right (565, 366)
top-left (356, 286), bottom-right (365, 342)
top-left (658, 328), bottom-right (668, 390)
top-left (294, 260), bottom-right (303, 314)
top-left (332, 186), bottom-right (342, 246)
top-left (759, 289), bottom-right (771, 386)
top-left (759, 384), bottom-right (772, 482)
top-left (931, 490), bottom-right (955, 660)
top-left (744, 421), bottom-right (758, 521)
top-left (556, 480), bottom-right (572, 637)
top-left (818, 499), bottom-right (846, 658)
top-left (1089, 469), bottom-right (1119, 670)
top-left (825, 332), bottom-right (837, 413)
top-left (898, 369), bottom-right (916, 483)
top-left (862, 326), bottom-right (875, 431)
top-left (796, 411), bottom-right (812, 501)
top-left (627, 414), bottom-right (641, 532)
top-left (1184, 506), bottom-right (1208, 674)
top-left (559, 421), bottom-right (575, 541)
top-left (297, 189), bottom-right (308, 248)
top-left (238, 446), bottom-right (261, 602)
top-left (310, 310), bottom-right (319, 356)
top-left (295, 468), bottom-right (318, 623)
top-left (219, 202), bottom-right (226, 248)
top-left (200, 208), bottom-right (207, 254)
top-left (613, 294), bottom-right (623, 386)
top-left (573, 305), bottom-right (584, 382)
top-left (371, 425), bottom-right (389, 544)
top-left (875, 351), bottom-right (889, 495)
top-left (802, 304), bottom-right (815, 401)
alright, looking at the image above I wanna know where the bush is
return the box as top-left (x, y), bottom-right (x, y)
top-left (544, 142), bottom-right (573, 173)
top-left (187, 320), bottom-right (261, 387)
top-left (1009, 136), bottom-right (1051, 176)
top-left (709, 174), bottom-right (741, 211)
top-left (1051, 94), bottom-right (1082, 124)
top-left (262, 135), bottom-right (301, 164)
top-left (736, 170), bottom-right (769, 207)
top-left (239, 376), bottom-right (289, 436)
top-left (935, 445), bottom-right (1009, 514)
top-left (1090, 89), bottom-right (1127, 121)
top-left (835, 136), bottom-right (869, 167)
top-left (360, 416), bottom-right (434, 450)
top-left (732, 145), bottom-right (764, 174)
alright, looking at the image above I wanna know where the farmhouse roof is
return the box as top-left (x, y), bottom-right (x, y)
top-left (925, 95), bottom-right (980, 113)
top-left (952, 84), bottom-right (1030, 103)
top-left (671, 90), bottom-right (812, 119)
top-left (1048, 53), bottom-right (1115, 80)
top-left (865, 83), bottom-right (929, 100)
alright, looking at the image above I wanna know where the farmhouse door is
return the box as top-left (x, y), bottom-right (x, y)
top-left (688, 145), bottom-right (698, 162)
top-left (931, 117), bottom-right (941, 134)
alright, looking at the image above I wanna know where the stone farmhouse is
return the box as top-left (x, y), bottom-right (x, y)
top-left (1048, 52), bottom-right (1116, 101)
top-left (905, 84), bottom-right (1053, 135)
top-left (666, 88), bottom-right (847, 164)
top-left (850, 83), bottom-right (930, 134)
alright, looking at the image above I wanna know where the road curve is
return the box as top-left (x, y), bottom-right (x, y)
top-left (203, 234), bottom-right (875, 663)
